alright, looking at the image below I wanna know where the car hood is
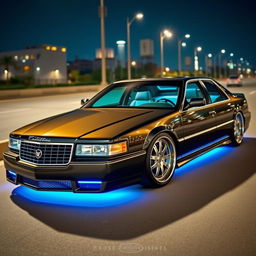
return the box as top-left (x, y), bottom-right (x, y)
top-left (12, 108), bottom-right (173, 139)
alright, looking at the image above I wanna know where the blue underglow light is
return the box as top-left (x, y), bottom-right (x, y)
top-left (12, 184), bottom-right (143, 208)
top-left (77, 181), bottom-right (102, 184)
top-left (175, 146), bottom-right (232, 177)
top-left (7, 171), bottom-right (17, 177)
top-left (77, 180), bottom-right (102, 190)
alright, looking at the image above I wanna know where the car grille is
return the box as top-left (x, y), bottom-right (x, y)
top-left (20, 176), bottom-right (72, 190)
top-left (20, 141), bottom-right (73, 165)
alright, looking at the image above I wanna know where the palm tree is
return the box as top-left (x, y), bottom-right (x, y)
top-left (0, 56), bottom-right (16, 83)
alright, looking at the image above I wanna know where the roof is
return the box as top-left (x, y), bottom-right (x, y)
top-left (114, 77), bottom-right (213, 84)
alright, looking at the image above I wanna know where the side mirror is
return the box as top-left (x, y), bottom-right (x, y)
top-left (81, 98), bottom-right (89, 105)
top-left (185, 98), bottom-right (205, 110)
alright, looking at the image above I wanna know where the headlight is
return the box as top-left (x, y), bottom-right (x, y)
top-left (9, 138), bottom-right (21, 151)
top-left (76, 141), bottom-right (127, 156)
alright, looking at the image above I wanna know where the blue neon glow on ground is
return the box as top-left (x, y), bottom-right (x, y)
top-left (11, 145), bottom-right (233, 208)
top-left (12, 184), bottom-right (143, 208)
top-left (77, 181), bottom-right (102, 184)
top-left (175, 146), bottom-right (232, 176)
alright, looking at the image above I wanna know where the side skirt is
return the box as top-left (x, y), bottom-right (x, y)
top-left (176, 135), bottom-right (231, 167)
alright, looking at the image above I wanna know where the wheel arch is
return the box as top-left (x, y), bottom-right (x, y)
top-left (143, 126), bottom-right (179, 150)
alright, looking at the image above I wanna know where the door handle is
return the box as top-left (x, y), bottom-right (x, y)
top-left (209, 110), bottom-right (216, 116)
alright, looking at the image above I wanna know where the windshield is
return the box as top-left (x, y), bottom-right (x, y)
top-left (89, 82), bottom-right (181, 109)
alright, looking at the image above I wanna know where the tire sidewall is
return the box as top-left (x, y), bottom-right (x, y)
top-left (144, 132), bottom-right (176, 186)
top-left (231, 112), bottom-right (244, 146)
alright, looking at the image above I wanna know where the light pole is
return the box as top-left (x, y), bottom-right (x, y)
top-left (127, 12), bottom-right (143, 80)
top-left (194, 46), bottom-right (202, 75)
top-left (160, 29), bottom-right (173, 77)
top-left (205, 53), bottom-right (212, 76)
top-left (99, 0), bottom-right (107, 86)
top-left (178, 34), bottom-right (190, 75)
top-left (116, 40), bottom-right (126, 79)
top-left (218, 49), bottom-right (225, 78)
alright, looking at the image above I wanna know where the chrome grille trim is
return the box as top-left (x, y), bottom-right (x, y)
top-left (19, 140), bottom-right (73, 166)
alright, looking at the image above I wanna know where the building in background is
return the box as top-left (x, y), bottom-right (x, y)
top-left (0, 45), bottom-right (67, 84)
top-left (94, 48), bottom-right (115, 71)
top-left (68, 57), bottom-right (93, 74)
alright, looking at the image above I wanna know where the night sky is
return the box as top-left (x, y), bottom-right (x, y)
top-left (1, 0), bottom-right (255, 69)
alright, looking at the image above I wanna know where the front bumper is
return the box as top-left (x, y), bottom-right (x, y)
top-left (3, 150), bottom-right (146, 192)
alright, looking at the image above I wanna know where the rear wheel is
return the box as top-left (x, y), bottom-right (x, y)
top-left (230, 112), bottom-right (244, 146)
top-left (141, 133), bottom-right (176, 187)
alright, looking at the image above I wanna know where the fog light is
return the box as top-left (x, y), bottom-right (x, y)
top-left (6, 170), bottom-right (17, 182)
top-left (77, 180), bottom-right (102, 190)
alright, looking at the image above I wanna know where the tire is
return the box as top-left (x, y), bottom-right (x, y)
top-left (230, 112), bottom-right (245, 146)
top-left (141, 133), bottom-right (177, 187)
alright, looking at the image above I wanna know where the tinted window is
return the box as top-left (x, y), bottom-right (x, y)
top-left (229, 75), bottom-right (239, 79)
top-left (203, 81), bottom-right (228, 103)
top-left (185, 82), bottom-right (205, 103)
top-left (91, 83), bottom-right (181, 108)
top-left (93, 87), bottom-right (126, 107)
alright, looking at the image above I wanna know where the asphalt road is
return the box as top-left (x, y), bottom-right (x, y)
top-left (0, 79), bottom-right (255, 256)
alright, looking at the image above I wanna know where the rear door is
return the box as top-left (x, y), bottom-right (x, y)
top-left (200, 79), bottom-right (234, 138)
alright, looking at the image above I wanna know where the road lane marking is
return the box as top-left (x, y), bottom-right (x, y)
top-left (249, 90), bottom-right (256, 95)
top-left (0, 108), bottom-right (30, 114)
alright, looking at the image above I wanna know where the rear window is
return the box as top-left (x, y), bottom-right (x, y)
top-left (229, 75), bottom-right (239, 79)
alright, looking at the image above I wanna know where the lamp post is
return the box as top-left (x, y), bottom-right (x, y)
top-left (99, 0), bottom-right (107, 86)
top-left (178, 34), bottom-right (190, 75)
top-left (218, 49), bottom-right (225, 78)
top-left (194, 46), bottom-right (202, 75)
top-left (160, 29), bottom-right (173, 77)
top-left (205, 53), bottom-right (212, 77)
top-left (127, 12), bottom-right (143, 80)
top-left (116, 40), bottom-right (126, 79)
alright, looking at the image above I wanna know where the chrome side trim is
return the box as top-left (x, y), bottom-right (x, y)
top-left (70, 150), bottom-right (146, 166)
top-left (178, 120), bottom-right (234, 142)
top-left (216, 120), bottom-right (234, 129)
top-left (19, 140), bottom-right (74, 166)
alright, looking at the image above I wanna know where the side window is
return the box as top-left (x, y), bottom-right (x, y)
top-left (203, 81), bottom-right (228, 103)
top-left (185, 82), bottom-right (205, 103)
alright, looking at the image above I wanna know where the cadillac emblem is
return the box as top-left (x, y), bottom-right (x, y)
top-left (35, 149), bottom-right (43, 159)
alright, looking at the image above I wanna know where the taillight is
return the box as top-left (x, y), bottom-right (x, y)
top-left (236, 78), bottom-right (240, 82)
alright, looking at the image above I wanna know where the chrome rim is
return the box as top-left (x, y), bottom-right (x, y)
top-left (150, 136), bottom-right (176, 183)
top-left (234, 113), bottom-right (244, 144)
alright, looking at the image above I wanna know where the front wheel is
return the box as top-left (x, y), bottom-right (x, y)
top-left (141, 133), bottom-right (177, 187)
top-left (230, 112), bottom-right (245, 146)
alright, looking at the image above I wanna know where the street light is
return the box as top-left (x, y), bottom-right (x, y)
top-left (178, 34), bottom-right (190, 75)
top-left (194, 46), bottom-right (202, 73)
top-left (116, 40), bottom-right (126, 79)
top-left (127, 12), bottom-right (143, 80)
top-left (99, 0), bottom-right (107, 86)
top-left (131, 61), bottom-right (136, 66)
top-left (160, 29), bottom-right (173, 77)
top-left (218, 49), bottom-right (226, 78)
top-left (205, 53), bottom-right (212, 76)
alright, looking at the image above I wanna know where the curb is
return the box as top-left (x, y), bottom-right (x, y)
top-left (0, 140), bottom-right (8, 161)
top-left (0, 84), bottom-right (101, 100)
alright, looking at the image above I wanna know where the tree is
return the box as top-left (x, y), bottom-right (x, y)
top-left (0, 56), bottom-right (16, 83)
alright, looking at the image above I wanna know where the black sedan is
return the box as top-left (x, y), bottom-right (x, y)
top-left (4, 77), bottom-right (251, 192)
